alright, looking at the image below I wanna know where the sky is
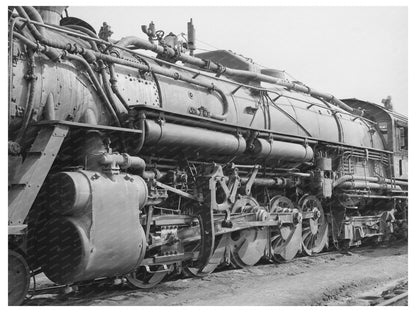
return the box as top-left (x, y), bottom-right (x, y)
top-left (68, 6), bottom-right (408, 115)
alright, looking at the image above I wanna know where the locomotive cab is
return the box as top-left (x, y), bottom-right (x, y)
top-left (343, 98), bottom-right (408, 180)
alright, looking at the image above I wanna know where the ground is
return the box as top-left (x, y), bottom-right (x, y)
top-left (26, 240), bottom-right (407, 306)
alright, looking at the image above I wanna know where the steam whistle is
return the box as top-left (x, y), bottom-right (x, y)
top-left (187, 18), bottom-right (196, 56)
top-left (142, 21), bottom-right (156, 43)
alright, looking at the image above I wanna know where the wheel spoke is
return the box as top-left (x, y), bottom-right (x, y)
top-left (309, 234), bottom-right (318, 249)
top-left (184, 234), bottom-right (230, 277)
top-left (299, 195), bottom-right (329, 256)
top-left (271, 234), bottom-right (281, 242)
top-left (126, 265), bottom-right (168, 289)
top-left (304, 232), bottom-right (314, 249)
top-left (231, 228), bottom-right (267, 268)
top-left (302, 230), bottom-right (312, 240)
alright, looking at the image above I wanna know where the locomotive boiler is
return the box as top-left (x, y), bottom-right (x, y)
top-left (8, 6), bottom-right (408, 305)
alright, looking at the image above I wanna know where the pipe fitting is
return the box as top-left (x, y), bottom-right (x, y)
top-left (82, 50), bottom-right (96, 63)
top-left (98, 153), bottom-right (146, 171)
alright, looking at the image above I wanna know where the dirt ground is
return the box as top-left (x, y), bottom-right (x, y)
top-left (26, 241), bottom-right (408, 306)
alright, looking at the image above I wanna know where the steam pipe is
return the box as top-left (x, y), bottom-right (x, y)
top-left (16, 7), bottom-right (95, 62)
top-left (15, 6), bottom-right (61, 61)
top-left (21, 6), bottom-right (44, 34)
top-left (9, 15), bottom-right (18, 127)
top-left (339, 181), bottom-right (402, 191)
top-left (62, 24), bottom-right (98, 51)
top-left (108, 63), bottom-right (130, 111)
top-left (13, 18), bottom-right (335, 117)
top-left (62, 53), bottom-right (121, 127)
top-left (115, 35), bottom-right (355, 114)
top-left (15, 50), bottom-right (36, 144)
top-left (13, 31), bottom-right (119, 126)
top-left (93, 50), bottom-right (229, 120)
top-left (15, 16), bottom-right (353, 119)
top-left (131, 112), bottom-right (146, 155)
top-left (240, 177), bottom-right (286, 187)
top-left (333, 175), bottom-right (408, 188)
top-left (11, 33), bottom-right (121, 126)
top-left (15, 16), bottom-right (357, 116)
top-left (12, 31), bottom-right (58, 58)
top-left (64, 24), bottom-right (98, 38)
top-left (95, 51), bottom-right (229, 120)
top-left (98, 59), bottom-right (125, 119)
top-left (78, 25), bottom-right (131, 113)
top-left (280, 172), bottom-right (312, 178)
top-left (84, 32), bottom-right (127, 121)
top-left (97, 59), bottom-right (128, 151)
top-left (14, 21), bottom-right (229, 120)
top-left (65, 29), bottom-right (124, 127)
top-left (98, 153), bottom-right (146, 170)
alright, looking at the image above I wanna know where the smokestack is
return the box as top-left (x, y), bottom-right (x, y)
top-left (33, 6), bottom-right (67, 25)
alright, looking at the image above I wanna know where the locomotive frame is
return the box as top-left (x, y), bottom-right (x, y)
top-left (8, 6), bottom-right (408, 305)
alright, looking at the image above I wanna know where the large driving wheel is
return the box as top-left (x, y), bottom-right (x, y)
top-left (269, 196), bottom-right (302, 262)
top-left (230, 228), bottom-right (268, 268)
top-left (8, 250), bottom-right (30, 306)
top-left (229, 196), bottom-right (267, 268)
top-left (299, 195), bottom-right (328, 255)
top-left (184, 234), bottom-right (230, 277)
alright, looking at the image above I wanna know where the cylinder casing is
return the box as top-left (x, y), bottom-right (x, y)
top-left (38, 170), bottom-right (148, 284)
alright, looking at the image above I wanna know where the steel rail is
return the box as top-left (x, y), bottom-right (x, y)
top-left (376, 291), bottom-right (408, 306)
top-left (24, 243), bottom-right (391, 301)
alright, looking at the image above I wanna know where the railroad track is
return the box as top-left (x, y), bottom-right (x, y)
top-left (25, 242), bottom-right (393, 305)
top-left (356, 278), bottom-right (408, 306)
top-left (23, 248), bottom-right (345, 305)
top-left (376, 291), bottom-right (408, 306)
top-left (374, 279), bottom-right (408, 306)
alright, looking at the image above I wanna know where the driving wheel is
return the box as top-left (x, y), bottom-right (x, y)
top-left (269, 196), bottom-right (302, 262)
top-left (299, 195), bottom-right (328, 255)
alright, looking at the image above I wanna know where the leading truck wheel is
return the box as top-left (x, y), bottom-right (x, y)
top-left (8, 250), bottom-right (30, 306)
top-left (127, 265), bottom-right (169, 289)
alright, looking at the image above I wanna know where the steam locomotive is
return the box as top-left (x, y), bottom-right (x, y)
top-left (8, 6), bottom-right (408, 305)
